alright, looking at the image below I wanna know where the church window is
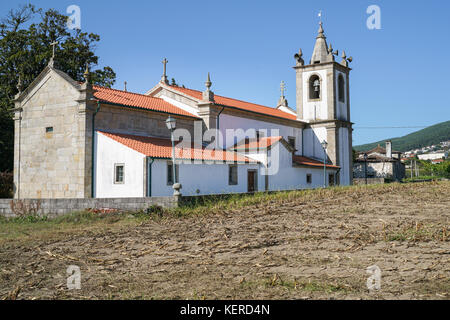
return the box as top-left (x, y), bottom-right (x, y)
top-left (309, 75), bottom-right (321, 100)
top-left (338, 74), bottom-right (345, 103)
top-left (114, 164), bottom-right (125, 184)
top-left (229, 164), bottom-right (238, 185)
top-left (167, 161), bottom-right (179, 185)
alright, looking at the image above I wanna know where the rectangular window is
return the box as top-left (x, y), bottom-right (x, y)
top-left (229, 164), bottom-right (238, 185)
top-left (306, 174), bottom-right (312, 184)
top-left (114, 164), bottom-right (125, 184)
top-left (46, 127), bottom-right (53, 133)
top-left (167, 161), bottom-right (179, 185)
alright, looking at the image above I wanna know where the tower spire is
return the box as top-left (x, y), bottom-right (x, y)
top-left (310, 22), bottom-right (330, 64)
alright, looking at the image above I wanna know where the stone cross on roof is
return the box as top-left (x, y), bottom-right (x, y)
top-left (48, 41), bottom-right (59, 67)
top-left (280, 81), bottom-right (286, 97)
top-left (161, 58), bottom-right (169, 84)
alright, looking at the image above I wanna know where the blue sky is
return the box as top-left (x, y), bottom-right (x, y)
top-left (2, 0), bottom-right (450, 145)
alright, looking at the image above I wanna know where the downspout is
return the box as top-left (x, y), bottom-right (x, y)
top-left (336, 167), bottom-right (341, 186)
top-left (301, 128), bottom-right (304, 156)
top-left (91, 100), bottom-right (100, 198)
top-left (216, 106), bottom-right (225, 149)
top-left (265, 149), bottom-right (269, 191)
top-left (146, 157), bottom-right (155, 197)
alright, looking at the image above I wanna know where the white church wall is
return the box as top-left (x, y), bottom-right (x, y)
top-left (267, 143), bottom-right (335, 190)
top-left (95, 132), bottom-right (146, 198)
top-left (338, 127), bottom-right (351, 185)
top-left (219, 113), bottom-right (302, 153)
top-left (150, 160), bottom-right (260, 197)
top-left (303, 127), bottom-right (327, 160)
top-left (335, 71), bottom-right (348, 121)
top-left (302, 69), bottom-right (328, 121)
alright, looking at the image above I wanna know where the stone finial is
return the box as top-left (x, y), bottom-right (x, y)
top-left (340, 50), bottom-right (353, 67)
top-left (318, 22), bottom-right (325, 38)
top-left (294, 48), bottom-right (304, 66)
top-left (205, 72), bottom-right (212, 89)
top-left (202, 72), bottom-right (214, 102)
top-left (16, 74), bottom-right (23, 93)
top-left (83, 62), bottom-right (91, 83)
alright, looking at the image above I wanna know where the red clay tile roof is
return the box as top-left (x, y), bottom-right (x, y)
top-left (231, 136), bottom-right (283, 151)
top-left (93, 85), bottom-right (199, 119)
top-left (293, 155), bottom-right (340, 169)
top-left (168, 85), bottom-right (298, 121)
top-left (98, 131), bottom-right (257, 163)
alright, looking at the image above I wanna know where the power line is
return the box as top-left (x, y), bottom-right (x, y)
top-left (354, 126), bottom-right (428, 129)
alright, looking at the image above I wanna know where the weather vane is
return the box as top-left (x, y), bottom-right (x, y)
top-left (318, 10), bottom-right (323, 23)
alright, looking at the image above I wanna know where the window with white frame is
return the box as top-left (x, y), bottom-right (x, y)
top-left (114, 164), bottom-right (125, 184)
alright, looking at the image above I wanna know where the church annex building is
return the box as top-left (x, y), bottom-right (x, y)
top-left (12, 23), bottom-right (353, 199)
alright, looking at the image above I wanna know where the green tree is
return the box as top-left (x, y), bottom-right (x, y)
top-left (0, 4), bottom-right (116, 172)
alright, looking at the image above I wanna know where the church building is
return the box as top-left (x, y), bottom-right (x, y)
top-left (12, 22), bottom-right (353, 199)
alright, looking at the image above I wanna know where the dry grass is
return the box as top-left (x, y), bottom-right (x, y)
top-left (0, 181), bottom-right (449, 300)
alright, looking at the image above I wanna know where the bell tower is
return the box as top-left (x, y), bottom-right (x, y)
top-left (294, 22), bottom-right (353, 185)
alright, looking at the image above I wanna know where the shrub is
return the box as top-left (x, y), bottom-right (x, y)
top-left (0, 172), bottom-right (13, 198)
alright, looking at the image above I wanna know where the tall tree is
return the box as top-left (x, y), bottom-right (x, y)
top-left (0, 4), bottom-right (116, 172)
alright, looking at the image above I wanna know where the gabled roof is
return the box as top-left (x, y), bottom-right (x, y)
top-left (15, 65), bottom-right (81, 102)
top-left (360, 144), bottom-right (401, 155)
top-left (93, 86), bottom-right (199, 119)
top-left (98, 131), bottom-right (257, 163)
top-left (166, 85), bottom-right (298, 121)
top-left (293, 155), bottom-right (340, 169)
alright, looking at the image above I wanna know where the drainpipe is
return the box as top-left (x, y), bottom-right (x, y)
top-left (216, 106), bottom-right (225, 149)
top-left (91, 100), bottom-right (100, 198)
top-left (146, 157), bottom-right (155, 197)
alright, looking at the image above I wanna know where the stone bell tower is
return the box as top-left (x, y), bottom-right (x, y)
top-left (294, 22), bottom-right (354, 185)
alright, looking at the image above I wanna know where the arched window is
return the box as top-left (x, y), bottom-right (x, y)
top-left (338, 74), bottom-right (345, 103)
top-left (309, 75), bottom-right (321, 100)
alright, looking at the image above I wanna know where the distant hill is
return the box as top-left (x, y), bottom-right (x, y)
top-left (354, 120), bottom-right (450, 152)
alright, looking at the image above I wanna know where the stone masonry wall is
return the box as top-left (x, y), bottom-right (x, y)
top-left (14, 71), bottom-right (89, 199)
top-left (0, 197), bottom-right (179, 218)
top-left (95, 104), bottom-right (196, 139)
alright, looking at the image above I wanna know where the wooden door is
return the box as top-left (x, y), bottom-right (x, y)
top-left (248, 170), bottom-right (257, 193)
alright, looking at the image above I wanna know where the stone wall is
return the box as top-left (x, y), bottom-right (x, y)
top-left (0, 197), bottom-right (180, 218)
top-left (353, 161), bottom-right (405, 181)
top-left (13, 69), bottom-right (90, 199)
top-left (353, 178), bottom-right (386, 185)
top-left (95, 104), bottom-right (196, 139)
